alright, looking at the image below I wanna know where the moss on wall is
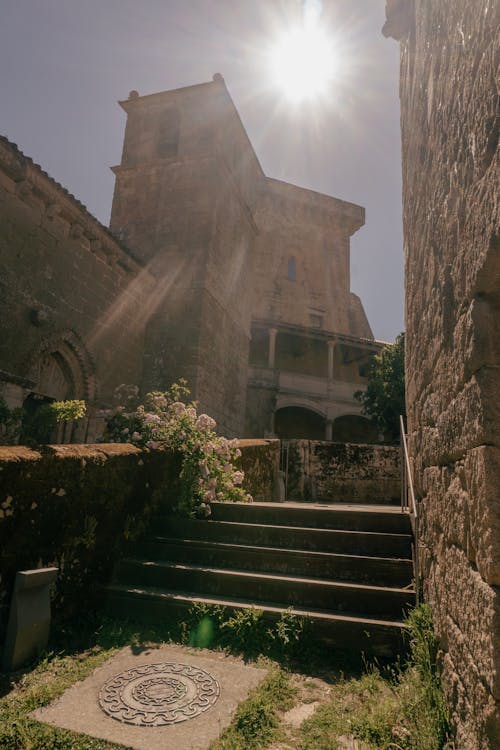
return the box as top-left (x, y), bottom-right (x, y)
top-left (0, 440), bottom-right (278, 639)
top-left (284, 440), bottom-right (400, 503)
top-left (0, 443), bottom-right (181, 639)
top-left (236, 439), bottom-right (280, 502)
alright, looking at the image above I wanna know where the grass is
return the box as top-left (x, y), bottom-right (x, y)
top-left (296, 605), bottom-right (451, 750)
top-left (0, 605), bottom-right (451, 750)
top-left (210, 668), bottom-right (297, 750)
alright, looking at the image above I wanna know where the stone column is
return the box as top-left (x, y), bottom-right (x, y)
top-left (268, 328), bottom-right (278, 369)
top-left (327, 339), bottom-right (336, 381)
top-left (325, 419), bottom-right (333, 441)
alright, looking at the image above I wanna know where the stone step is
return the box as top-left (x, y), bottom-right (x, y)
top-left (154, 516), bottom-right (413, 558)
top-left (113, 559), bottom-right (415, 618)
top-left (210, 501), bottom-right (411, 533)
top-left (105, 584), bottom-right (405, 658)
top-left (138, 537), bottom-right (414, 587)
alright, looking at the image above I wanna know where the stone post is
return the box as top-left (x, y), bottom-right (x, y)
top-left (325, 419), bottom-right (333, 441)
top-left (327, 339), bottom-right (336, 381)
top-left (268, 328), bottom-right (278, 369)
top-left (2, 567), bottom-right (58, 671)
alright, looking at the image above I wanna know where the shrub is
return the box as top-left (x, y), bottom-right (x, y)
top-left (103, 380), bottom-right (251, 517)
top-left (355, 332), bottom-right (405, 442)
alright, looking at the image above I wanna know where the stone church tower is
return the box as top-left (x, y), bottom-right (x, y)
top-left (110, 75), bottom-right (380, 440)
top-left (110, 75), bottom-right (262, 436)
top-left (0, 74), bottom-right (380, 442)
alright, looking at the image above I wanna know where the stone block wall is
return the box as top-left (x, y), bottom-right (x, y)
top-left (284, 440), bottom-right (400, 503)
top-left (110, 79), bottom-right (261, 436)
top-left (0, 136), bottom-right (154, 435)
top-left (389, 0), bottom-right (500, 745)
top-left (251, 178), bottom-right (369, 338)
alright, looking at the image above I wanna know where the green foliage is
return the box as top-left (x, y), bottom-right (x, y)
top-left (211, 669), bottom-right (296, 750)
top-left (355, 332), bottom-right (405, 442)
top-left (184, 603), bottom-right (307, 660)
top-left (399, 604), bottom-right (450, 749)
top-left (0, 398), bottom-right (87, 446)
top-left (0, 398), bottom-right (23, 445)
top-left (104, 381), bottom-right (252, 517)
top-left (25, 400), bottom-right (86, 445)
top-left (298, 604), bottom-right (450, 750)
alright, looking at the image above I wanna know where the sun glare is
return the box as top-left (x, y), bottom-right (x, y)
top-left (269, 20), bottom-right (337, 103)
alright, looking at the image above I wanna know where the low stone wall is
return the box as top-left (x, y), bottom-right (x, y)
top-left (284, 440), bottom-right (400, 503)
top-left (0, 439), bottom-right (277, 642)
top-left (236, 439), bottom-right (280, 502)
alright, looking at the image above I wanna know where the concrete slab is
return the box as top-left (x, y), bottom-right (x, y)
top-left (32, 644), bottom-right (267, 750)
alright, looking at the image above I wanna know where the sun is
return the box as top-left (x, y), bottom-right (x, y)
top-left (269, 21), bottom-right (337, 103)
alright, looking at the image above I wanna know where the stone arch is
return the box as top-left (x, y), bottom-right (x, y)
top-left (26, 330), bottom-right (97, 403)
top-left (20, 332), bottom-right (97, 443)
top-left (275, 405), bottom-right (326, 440)
top-left (332, 413), bottom-right (379, 444)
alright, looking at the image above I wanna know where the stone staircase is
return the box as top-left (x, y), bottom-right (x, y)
top-left (106, 500), bottom-right (415, 658)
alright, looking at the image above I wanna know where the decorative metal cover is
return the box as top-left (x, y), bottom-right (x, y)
top-left (98, 662), bottom-right (220, 726)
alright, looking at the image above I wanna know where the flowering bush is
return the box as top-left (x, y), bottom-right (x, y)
top-left (103, 381), bottom-right (251, 517)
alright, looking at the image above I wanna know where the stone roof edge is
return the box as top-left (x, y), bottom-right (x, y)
top-left (263, 175), bottom-right (365, 227)
top-left (119, 74), bottom-right (266, 180)
top-left (0, 134), bottom-right (147, 274)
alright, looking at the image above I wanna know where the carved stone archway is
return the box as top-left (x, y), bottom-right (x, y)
top-left (22, 331), bottom-right (97, 443)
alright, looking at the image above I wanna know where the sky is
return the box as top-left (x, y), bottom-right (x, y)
top-left (0, 0), bottom-right (403, 342)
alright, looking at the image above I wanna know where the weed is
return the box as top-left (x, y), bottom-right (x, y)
top-left (298, 604), bottom-right (451, 750)
top-left (184, 602), bottom-right (308, 661)
top-left (209, 668), bottom-right (296, 750)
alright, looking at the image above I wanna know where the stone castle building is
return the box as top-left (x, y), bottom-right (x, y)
top-left (0, 75), bottom-right (381, 442)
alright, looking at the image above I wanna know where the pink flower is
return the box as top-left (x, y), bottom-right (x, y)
top-left (171, 401), bottom-right (186, 416)
top-left (195, 414), bottom-right (216, 431)
top-left (232, 471), bottom-right (244, 485)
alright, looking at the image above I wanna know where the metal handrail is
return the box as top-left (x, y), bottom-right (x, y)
top-left (400, 414), bottom-right (420, 605)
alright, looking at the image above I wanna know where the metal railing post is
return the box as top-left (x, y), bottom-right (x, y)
top-left (400, 415), bottom-right (420, 605)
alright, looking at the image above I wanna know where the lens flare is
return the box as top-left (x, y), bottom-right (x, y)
top-left (269, 20), bottom-right (337, 103)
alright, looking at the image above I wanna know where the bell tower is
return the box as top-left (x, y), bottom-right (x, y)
top-left (110, 76), bottom-right (262, 436)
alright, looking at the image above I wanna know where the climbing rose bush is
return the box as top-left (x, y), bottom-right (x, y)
top-left (103, 381), bottom-right (251, 517)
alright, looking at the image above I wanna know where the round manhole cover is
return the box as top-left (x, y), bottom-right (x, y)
top-left (98, 662), bottom-right (220, 726)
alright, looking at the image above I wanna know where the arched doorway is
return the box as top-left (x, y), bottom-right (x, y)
top-left (333, 414), bottom-right (379, 444)
top-left (275, 406), bottom-right (326, 440)
top-left (22, 333), bottom-right (96, 443)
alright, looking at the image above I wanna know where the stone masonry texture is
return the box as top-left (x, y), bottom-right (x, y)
top-left (389, 0), bottom-right (500, 746)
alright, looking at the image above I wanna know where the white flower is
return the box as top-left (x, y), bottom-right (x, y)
top-left (132, 431), bottom-right (141, 441)
top-left (186, 407), bottom-right (197, 420)
top-left (195, 414), bottom-right (216, 431)
top-left (171, 401), bottom-right (186, 416)
top-left (144, 413), bottom-right (161, 425)
top-left (232, 471), bottom-right (244, 485)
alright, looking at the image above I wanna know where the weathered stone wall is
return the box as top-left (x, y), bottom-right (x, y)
top-left (284, 440), bottom-right (400, 503)
top-left (252, 178), bottom-right (371, 338)
top-left (389, 0), bottom-right (500, 745)
top-left (0, 440), bottom-right (278, 640)
top-left (110, 78), bottom-right (262, 436)
top-left (0, 136), bottom-right (155, 438)
top-left (235, 439), bottom-right (280, 502)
